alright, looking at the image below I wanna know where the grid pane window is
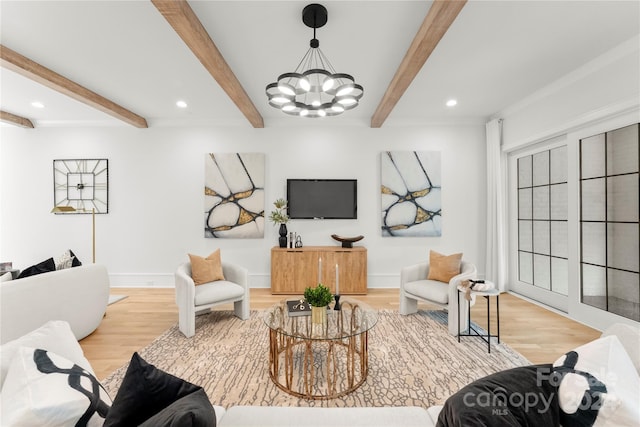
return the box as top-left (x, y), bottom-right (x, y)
top-left (550, 146), bottom-right (568, 184)
top-left (517, 147), bottom-right (569, 296)
top-left (519, 252), bottom-right (533, 284)
top-left (580, 123), bottom-right (639, 321)
top-left (551, 222), bottom-right (568, 258)
top-left (550, 184), bottom-right (568, 220)
top-left (581, 179), bottom-right (606, 221)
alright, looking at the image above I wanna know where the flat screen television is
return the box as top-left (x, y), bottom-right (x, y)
top-left (287, 179), bottom-right (357, 219)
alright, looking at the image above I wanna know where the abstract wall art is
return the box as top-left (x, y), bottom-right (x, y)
top-left (204, 153), bottom-right (265, 238)
top-left (381, 151), bottom-right (442, 237)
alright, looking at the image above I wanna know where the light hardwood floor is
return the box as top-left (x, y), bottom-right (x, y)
top-left (81, 288), bottom-right (601, 380)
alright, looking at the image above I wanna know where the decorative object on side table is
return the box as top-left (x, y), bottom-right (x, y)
top-left (458, 279), bottom-right (495, 301)
top-left (331, 234), bottom-right (364, 248)
top-left (268, 198), bottom-right (289, 248)
top-left (303, 283), bottom-right (333, 327)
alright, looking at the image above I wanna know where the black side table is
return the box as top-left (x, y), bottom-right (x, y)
top-left (457, 286), bottom-right (500, 353)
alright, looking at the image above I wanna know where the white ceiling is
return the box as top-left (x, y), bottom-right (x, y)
top-left (1, 0), bottom-right (639, 128)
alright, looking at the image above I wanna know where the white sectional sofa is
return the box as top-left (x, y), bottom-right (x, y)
top-left (214, 405), bottom-right (440, 427)
top-left (0, 264), bottom-right (110, 344)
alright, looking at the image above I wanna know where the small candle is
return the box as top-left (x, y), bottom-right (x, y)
top-left (318, 257), bottom-right (322, 283)
top-left (335, 264), bottom-right (339, 295)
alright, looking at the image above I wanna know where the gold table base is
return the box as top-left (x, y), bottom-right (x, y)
top-left (268, 328), bottom-right (369, 400)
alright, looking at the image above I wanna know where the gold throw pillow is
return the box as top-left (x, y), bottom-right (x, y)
top-left (427, 250), bottom-right (462, 283)
top-left (188, 249), bottom-right (225, 285)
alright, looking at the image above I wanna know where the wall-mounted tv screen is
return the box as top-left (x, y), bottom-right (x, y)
top-left (287, 179), bottom-right (357, 219)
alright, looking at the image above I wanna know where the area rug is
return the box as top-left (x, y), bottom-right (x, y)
top-left (102, 309), bottom-right (529, 408)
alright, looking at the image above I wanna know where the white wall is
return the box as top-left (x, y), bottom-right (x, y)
top-left (500, 36), bottom-right (640, 330)
top-left (0, 123), bottom-right (487, 289)
top-left (501, 36), bottom-right (640, 150)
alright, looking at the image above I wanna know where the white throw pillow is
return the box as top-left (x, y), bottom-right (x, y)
top-left (1, 347), bottom-right (111, 427)
top-left (0, 320), bottom-right (93, 389)
top-left (0, 271), bottom-right (12, 282)
top-left (553, 335), bottom-right (640, 427)
top-left (55, 250), bottom-right (75, 270)
top-left (601, 323), bottom-right (640, 374)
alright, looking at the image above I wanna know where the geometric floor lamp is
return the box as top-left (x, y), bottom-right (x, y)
top-left (51, 206), bottom-right (96, 263)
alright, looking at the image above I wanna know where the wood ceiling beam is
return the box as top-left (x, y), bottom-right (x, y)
top-left (0, 45), bottom-right (148, 128)
top-left (152, 0), bottom-right (264, 128)
top-left (370, 0), bottom-right (467, 128)
top-left (0, 110), bottom-right (34, 128)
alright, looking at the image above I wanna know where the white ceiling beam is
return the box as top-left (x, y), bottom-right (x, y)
top-left (0, 45), bottom-right (148, 128)
top-left (0, 110), bottom-right (35, 128)
top-left (371, 0), bottom-right (467, 128)
top-left (152, 0), bottom-right (264, 128)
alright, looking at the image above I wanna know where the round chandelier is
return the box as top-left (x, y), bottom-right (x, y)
top-left (265, 3), bottom-right (364, 118)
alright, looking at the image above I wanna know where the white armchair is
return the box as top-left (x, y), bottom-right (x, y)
top-left (399, 260), bottom-right (477, 336)
top-left (175, 261), bottom-right (250, 338)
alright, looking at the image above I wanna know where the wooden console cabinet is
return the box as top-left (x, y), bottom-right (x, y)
top-left (270, 246), bottom-right (367, 295)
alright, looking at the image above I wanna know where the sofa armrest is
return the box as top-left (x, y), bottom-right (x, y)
top-left (449, 261), bottom-right (477, 286)
top-left (427, 405), bottom-right (443, 425)
top-left (400, 262), bottom-right (429, 289)
top-left (446, 261), bottom-right (477, 304)
top-left (0, 264), bottom-right (110, 343)
top-left (218, 406), bottom-right (434, 427)
top-left (175, 262), bottom-right (195, 307)
top-left (445, 261), bottom-right (477, 336)
top-left (222, 262), bottom-right (248, 291)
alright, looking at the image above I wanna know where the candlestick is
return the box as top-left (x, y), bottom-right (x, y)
top-left (318, 257), bottom-right (322, 283)
top-left (334, 294), bottom-right (341, 311)
top-left (335, 264), bottom-right (339, 295)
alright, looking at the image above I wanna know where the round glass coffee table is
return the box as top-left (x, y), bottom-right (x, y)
top-left (264, 298), bottom-right (378, 400)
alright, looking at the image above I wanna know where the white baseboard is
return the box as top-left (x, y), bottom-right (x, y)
top-left (109, 273), bottom-right (174, 288)
top-left (108, 273), bottom-right (402, 289)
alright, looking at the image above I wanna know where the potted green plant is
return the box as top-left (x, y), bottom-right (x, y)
top-left (304, 283), bottom-right (333, 326)
top-left (268, 198), bottom-right (289, 248)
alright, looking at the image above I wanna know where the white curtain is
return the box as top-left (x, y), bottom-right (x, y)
top-left (485, 119), bottom-right (508, 291)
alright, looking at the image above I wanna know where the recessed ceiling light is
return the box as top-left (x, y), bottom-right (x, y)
top-left (176, 100), bottom-right (188, 108)
top-left (446, 99), bottom-right (457, 107)
top-left (31, 101), bottom-right (45, 109)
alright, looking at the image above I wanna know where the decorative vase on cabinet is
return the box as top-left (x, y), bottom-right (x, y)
top-left (279, 224), bottom-right (288, 248)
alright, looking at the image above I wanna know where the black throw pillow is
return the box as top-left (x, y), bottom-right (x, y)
top-left (69, 249), bottom-right (82, 267)
top-left (138, 388), bottom-right (216, 427)
top-left (436, 364), bottom-right (560, 427)
top-left (103, 352), bottom-right (205, 427)
top-left (16, 258), bottom-right (56, 279)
